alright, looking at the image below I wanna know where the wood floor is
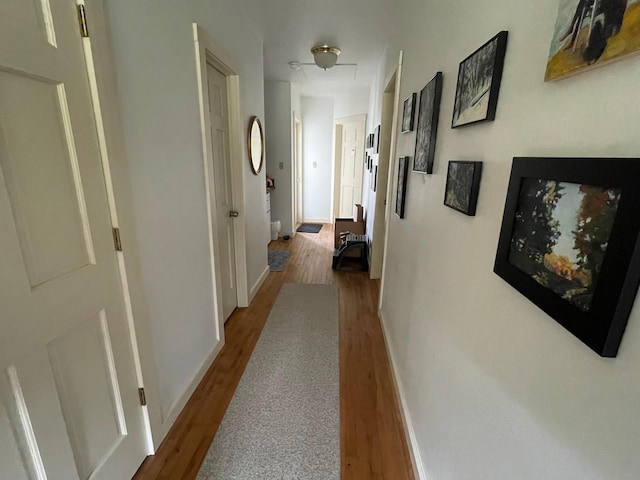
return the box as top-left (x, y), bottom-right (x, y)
top-left (132, 224), bottom-right (415, 479)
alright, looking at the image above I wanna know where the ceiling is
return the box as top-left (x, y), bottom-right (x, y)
top-left (238, 0), bottom-right (395, 97)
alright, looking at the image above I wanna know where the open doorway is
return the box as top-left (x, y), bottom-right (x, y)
top-left (370, 54), bottom-right (403, 280)
top-left (332, 114), bottom-right (366, 219)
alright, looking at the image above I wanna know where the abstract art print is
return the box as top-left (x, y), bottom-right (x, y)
top-left (494, 157), bottom-right (640, 357)
top-left (452, 31), bottom-right (508, 128)
top-left (413, 72), bottom-right (443, 174)
top-left (395, 157), bottom-right (410, 218)
top-left (545, 0), bottom-right (640, 81)
top-left (402, 93), bottom-right (416, 133)
top-left (444, 161), bottom-right (483, 216)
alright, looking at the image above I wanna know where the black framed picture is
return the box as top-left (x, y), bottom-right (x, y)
top-left (452, 31), bottom-right (508, 128)
top-left (375, 125), bottom-right (381, 153)
top-left (444, 161), bottom-right (482, 216)
top-left (494, 157), bottom-right (640, 357)
top-left (395, 156), bottom-right (410, 218)
top-left (401, 93), bottom-right (416, 133)
top-left (413, 72), bottom-right (443, 174)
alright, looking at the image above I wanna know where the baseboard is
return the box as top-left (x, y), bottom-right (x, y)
top-left (157, 338), bottom-right (225, 443)
top-left (250, 265), bottom-right (270, 303)
top-left (302, 218), bottom-right (331, 224)
top-left (378, 308), bottom-right (427, 480)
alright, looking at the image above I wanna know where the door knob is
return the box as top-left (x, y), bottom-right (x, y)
top-left (229, 210), bottom-right (239, 218)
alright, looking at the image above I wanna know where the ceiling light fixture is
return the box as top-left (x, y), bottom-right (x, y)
top-left (310, 45), bottom-right (341, 70)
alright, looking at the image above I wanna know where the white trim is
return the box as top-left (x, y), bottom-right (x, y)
top-left (193, 23), bottom-right (250, 318)
top-left (249, 265), bottom-right (270, 303)
top-left (302, 218), bottom-right (332, 224)
top-left (158, 340), bottom-right (224, 438)
top-left (378, 308), bottom-right (427, 480)
top-left (379, 50), bottom-right (404, 309)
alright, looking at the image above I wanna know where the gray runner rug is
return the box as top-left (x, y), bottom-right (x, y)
top-left (196, 283), bottom-right (339, 480)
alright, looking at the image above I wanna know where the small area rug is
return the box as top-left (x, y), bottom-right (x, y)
top-left (196, 283), bottom-right (339, 480)
top-left (296, 223), bottom-right (323, 233)
top-left (268, 250), bottom-right (290, 271)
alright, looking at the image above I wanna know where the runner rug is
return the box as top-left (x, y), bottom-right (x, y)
top-left (196, 283), bottom-right (339, 479)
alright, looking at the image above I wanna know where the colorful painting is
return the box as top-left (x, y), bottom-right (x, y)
top-left (494, 157), bottom-right (640, 357)
top-left (395, 157), bottom-right (409, 218)
top-left (452, 31), bottom-right (508, 128)
top-left (402, 93), bottom-right (416, 133)
top-left (444, 161), bottom-right (483, 216)
top-left (413, 72), bottom-right (443, 174)
top-left (508, 179), bottom-right (621, 311)
top-left (545, 0), bottom-right (640, 81)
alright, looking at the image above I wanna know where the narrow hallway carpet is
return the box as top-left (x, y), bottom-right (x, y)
top-left (196, 283), bottom-right (339, 479)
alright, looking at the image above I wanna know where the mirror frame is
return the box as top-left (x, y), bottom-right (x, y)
top-left (248, 116), bottom-right (264, 175)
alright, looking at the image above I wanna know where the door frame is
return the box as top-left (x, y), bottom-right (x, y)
top-left (370, 64), bottom-right (402, 279)
top-left (193, 25), bottom-right (249, 314)
top-left (379, 51), bottom-right (404, 302)
top-left (293, 118), bottom-right (303, 229)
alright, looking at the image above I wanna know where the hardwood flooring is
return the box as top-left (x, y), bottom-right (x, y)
top-left (132, 224), bottom-right (415, 479)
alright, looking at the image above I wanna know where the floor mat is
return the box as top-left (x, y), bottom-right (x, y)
top-left (268, 250), bottom-right (290, 271)
top-left (296, 223), bottom-right (323, 233)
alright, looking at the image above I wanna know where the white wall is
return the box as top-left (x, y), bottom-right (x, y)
top-left (375, 0), bottom-right (640, 479)
top-left (104, 0), bottom-right (267, 442)
top-left (301, 97), bottom-right (335, 221)
top-left (334, 88), bottom-right (370, 119)
top-left (265, 81), bottom-right (294, 235)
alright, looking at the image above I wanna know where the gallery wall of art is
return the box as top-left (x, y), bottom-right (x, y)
top-left (374, 0), bottom-right (640, 478)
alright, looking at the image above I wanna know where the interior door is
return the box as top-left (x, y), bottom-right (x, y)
top-left (206, 62), bottom-right (237, 321)
top-left (294, 120), bottom-right (303, 227)
top-left (337, 115), bottom-right (366, 218)
top-left (0, 1), bottom-right (147, 479)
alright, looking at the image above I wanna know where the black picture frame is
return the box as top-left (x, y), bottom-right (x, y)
top-left (401, 93), bottom-right (416, 133)
top-left (494, 157), bottom-right (640, 357)
top-left (395, 157), bottom-right (410, 218)
top-left (375, 125), bottom-right (381, 154)
top-left (452, 31), bottom-right (508, 128)
top-left (413, 72), bottom-right (443, 174)
top-left (444, 161), bottom-right (482, 216)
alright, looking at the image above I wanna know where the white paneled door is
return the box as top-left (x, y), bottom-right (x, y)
top-left (206, 63), bottom-right (237, 321)
top-left (0, 1), bottom-right (147, 479)
top-left (337, 115), bottom-right (366, 218)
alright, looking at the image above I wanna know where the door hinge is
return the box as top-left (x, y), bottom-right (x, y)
top-left (138, 387), bottom-right (147, 406)
top-left (77, 4), bottom-right (89, 38)
top-left (112, 227), bottom-right (123, 252)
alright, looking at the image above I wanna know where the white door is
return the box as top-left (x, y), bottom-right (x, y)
top-left (206, 63), bottom-right (237, 321)
top-left (294, 120), bottom-right (303, 227)
top-left (336, 115), bottom-right (366, 218)
top-left (0, 2), bottom-right (147, 480)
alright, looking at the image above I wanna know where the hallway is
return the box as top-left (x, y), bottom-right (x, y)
top-left (132, 224), bottom-right (415, 479)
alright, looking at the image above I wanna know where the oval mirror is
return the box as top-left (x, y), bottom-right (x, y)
top-left (248, 116), bottom-right (264, 175)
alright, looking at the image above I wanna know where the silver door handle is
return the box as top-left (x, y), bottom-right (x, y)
top-left (229, 210), bottom-right (239, 218)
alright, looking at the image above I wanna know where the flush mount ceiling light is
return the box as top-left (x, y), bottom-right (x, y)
top-left (310, 45), bottom-right (341, 70)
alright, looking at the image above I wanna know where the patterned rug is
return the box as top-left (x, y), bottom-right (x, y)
top-left (268, 250), bottom-right (290, 271)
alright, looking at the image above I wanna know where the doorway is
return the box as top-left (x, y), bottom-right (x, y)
top-left (333, 114), bottom-right (367, 219)
top-left (206, 62), bottom-right (237, 322)
top-left (294, 119), bottom-right (303, 229)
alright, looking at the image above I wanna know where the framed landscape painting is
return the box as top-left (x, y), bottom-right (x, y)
top-left (402, 93), bottom-right (416, 133)
top-left (413, 72), bottom-right (443, 174)
top-left (494, 157), bottom-right (640, 357)
top-left (545, 0), bottom-right (640, 81)
top-left (444, 161), bottom-right (482, 216)
top-left (452, 31), bottom-right (508, 128)
top-left (395, 157), bottom-right (410, 218)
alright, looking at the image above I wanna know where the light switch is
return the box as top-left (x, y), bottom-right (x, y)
top-left (313, 161), bottom-right (317, 168)
top-left (279, 162), bottom-right (284, 170)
